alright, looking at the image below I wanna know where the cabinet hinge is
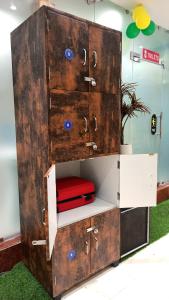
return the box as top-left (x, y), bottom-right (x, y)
top-left (117, 192), bottom-right (120, 201)
top-left (54, 276), bottom-right (57, 286)
top-left (32, 240), bottom-right (46, 246)
top-left (117, 160), bottom-right (120, 169)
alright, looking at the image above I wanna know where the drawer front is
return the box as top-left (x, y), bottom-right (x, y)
top-left (52, 218), bottom-right (91, 296)
top-left (49, 91), bottom-right (90, 162)
top-left (90, 208), bottom-right (120, 274)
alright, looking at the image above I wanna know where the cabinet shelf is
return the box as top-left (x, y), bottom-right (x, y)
top-left (58, 198), bottom-right (116, 228)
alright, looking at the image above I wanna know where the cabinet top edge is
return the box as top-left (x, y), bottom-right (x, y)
top-left (11, 4), bottom-right (122, 37)
top-left (46, 5), bottom-right (122, 35)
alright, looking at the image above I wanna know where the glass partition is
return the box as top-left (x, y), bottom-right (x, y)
top-left (1, 0), bottom-right (169, 238)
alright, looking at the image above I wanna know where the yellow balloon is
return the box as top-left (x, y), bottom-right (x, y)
top-left (136, 13), bottom-right (151, 30)
top-left (132, 5), bottom-right (147, 21)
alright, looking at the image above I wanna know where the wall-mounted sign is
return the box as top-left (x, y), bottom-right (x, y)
top-left (151, 114), bottom-right (157, 135)
top-left (143, 48), bottom-right (160, 64)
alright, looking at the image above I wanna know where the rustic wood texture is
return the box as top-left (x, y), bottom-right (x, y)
top-left (11, 5), bottom-right (121, 298)
top-left (0, 235), bottom-right (22, 273)
top-left (50, 90), bottom-right (90, 162)
top-left (120, 208), bottom-right (148, 256)
top-left (47, 10), bottom-right (89, 92)
top-left (11, 6), bottom-right (53, 296)
top-left (53, 218), bottom-right (91, 297)
top-left (90, 209), bottom-right (120, 274)
top-left (89, 25), bottom-right (121, 94)
top-left (89, 93), bottom-right (120, 156)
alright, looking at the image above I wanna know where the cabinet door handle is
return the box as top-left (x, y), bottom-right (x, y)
top-left (82, 48), bottom-right (87, 66)
top-left (85, 241), bottom-right (90, 255)
top-left (93, 50), bottom-right (97, 68)
top-left (83, 116), bottom-right (88, 133)
top-left (93, 116), bottom-right (98, 132)
top-left (94, 236), bottom-right (99, 251)
top-left (42, 208), bottom-right (46, 226)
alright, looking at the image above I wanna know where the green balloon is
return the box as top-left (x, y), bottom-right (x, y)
top-left (142, 21), bottom-right (156, 36)
top-left (126, 22), bottom-right (140, 39)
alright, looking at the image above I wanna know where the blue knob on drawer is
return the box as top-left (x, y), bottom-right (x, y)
top-left (64, 48), bottom-right (74, 61)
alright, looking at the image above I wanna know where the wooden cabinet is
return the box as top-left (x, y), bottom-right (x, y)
top-left (47, 10), bottom-right (121, 94)
top-left (11, 5), bottom-right (122, 300)
top-left (53, 209), bottom-right (120, 296)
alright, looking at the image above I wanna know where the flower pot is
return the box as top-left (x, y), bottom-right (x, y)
top-left (120, 144), bottom-right (133, 155)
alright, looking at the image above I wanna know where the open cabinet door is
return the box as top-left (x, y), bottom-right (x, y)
top-left (44, 164), bottom-right (57, 261)
top-left (120, 154), bottom-right (157, 208)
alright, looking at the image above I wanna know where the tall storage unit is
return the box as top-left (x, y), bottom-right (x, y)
top-left (11, 6), bottom-right (157, 299)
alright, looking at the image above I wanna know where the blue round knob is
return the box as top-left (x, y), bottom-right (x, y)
top-left (64, 48), bottom-right (74, 61)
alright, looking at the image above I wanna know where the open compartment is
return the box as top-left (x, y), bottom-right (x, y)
top-left (45, 153), bottom-right (157, 260)
top-left (56, 155), bottom-right (119, 228)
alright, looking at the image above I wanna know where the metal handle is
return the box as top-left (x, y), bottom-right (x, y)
top-left (82, 48), bottom-right (87, 66)
top-left (83, 116), bottom-right (88, 133)
top-left (93, 50), bottom-right (97, 68)
top-left (42, 208), bottom-right (46, 225)
top-left (84, 76), bottom-right (96, 87)
top-left (86, 142), bottom-right (97, 151)
top-left (93, 116), bottom-right (98, 132)
top-left (85, 241), bottom-right (89, 255)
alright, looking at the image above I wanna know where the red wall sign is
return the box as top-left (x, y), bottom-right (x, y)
top-left (142, 48), bottom-right (160, 64)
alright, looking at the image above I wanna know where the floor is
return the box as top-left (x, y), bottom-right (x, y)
top-left (63, 233), bottom-right (169, 300)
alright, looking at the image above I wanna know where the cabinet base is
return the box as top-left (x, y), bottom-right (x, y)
top-left (111, 260), bottom-right (119, 267)
top-left (53, 295), bottom-right (62, 300)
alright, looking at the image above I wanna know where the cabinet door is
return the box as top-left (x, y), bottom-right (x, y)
top-left (49, 91), bottom-right (90, 162)
top-left (89, 25), bottom-right (121, 93)
top-left (48, 11), bottom-right (89, 91)
top-left (120, 154), bottom-right (158, 208)
top-left (89, 93), bottom-right (120, 157)
top-left (90, 209), bottom-right (120, 274)
top-left (53, 219), bottom-right (91, 296)
top-left (44, 165), bottom-right (57, 261)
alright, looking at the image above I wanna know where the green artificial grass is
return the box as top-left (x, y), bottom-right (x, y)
top-left (1, 200), bottom-right (169, 300)
top-left (0, 263), bottom-right (51, 300)
top-left (149, 199), bottom-right (169, 243)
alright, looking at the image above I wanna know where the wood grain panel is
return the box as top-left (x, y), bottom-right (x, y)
top-left (47, 10), bottom-right (89, 91)
top-left (89, 93), bottom-right (120, 156)
top-left (0, 236), bottom-right (22, 273)
top-left (49, 90), bottom-right (90, 162)
top-left (89, 25), bottom-right (121, 94)
top-left (90, 209), bottom-right (120, 274)
top-left (53, 219), bottom-right (91, 297)
top-left (11, 6), bottom-right (53, 296)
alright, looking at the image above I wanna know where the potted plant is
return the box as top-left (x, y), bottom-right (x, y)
top-left (121, 82), bottom-right (150, 154)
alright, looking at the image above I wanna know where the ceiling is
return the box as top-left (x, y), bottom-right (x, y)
top-left (1, 0), bottom-right (169, 30)
top-left (110, 0), bottom-right (169, 30)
